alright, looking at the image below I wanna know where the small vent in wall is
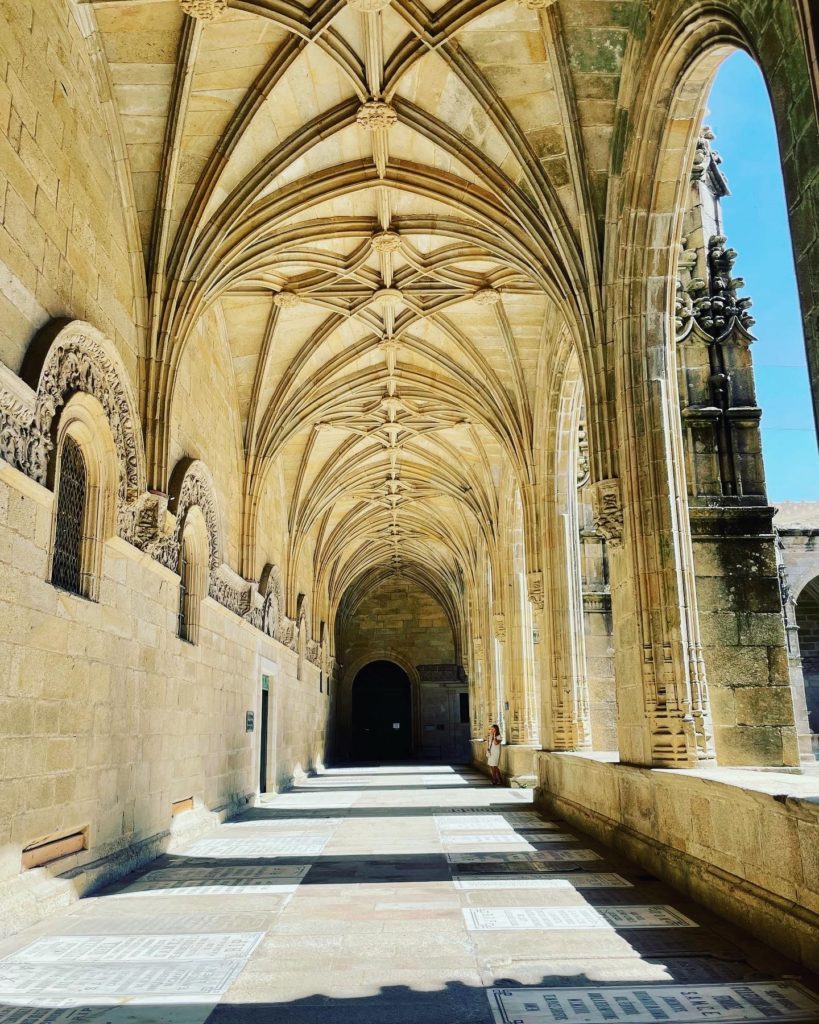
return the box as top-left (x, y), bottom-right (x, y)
top-left (172, 797), bottom-right (194, 817)
top-left (22, 827), bottom-right (88, 870)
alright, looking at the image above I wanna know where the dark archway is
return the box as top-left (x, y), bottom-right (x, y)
top-left (796, 576), bottom-right (819, 739)
top-left (352, 660), bottom-right (412, 761)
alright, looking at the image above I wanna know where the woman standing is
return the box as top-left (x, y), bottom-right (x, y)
top-left (486, 724), bottom-right (502, 785)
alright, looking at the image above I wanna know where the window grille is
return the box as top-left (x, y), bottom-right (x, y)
top-left (178, 542), bottom-right (190, 641)
top-left (51, 436), bottom-right (87, 595)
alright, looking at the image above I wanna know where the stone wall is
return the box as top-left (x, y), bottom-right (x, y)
top-left (0, 0), bottom-right (139, 377)
top-left (0, 459), bottom-right (327, 936)
top-left (339, 577), bottom-right (455, 672)
top-left (535, 751), bottom-right (819, 972)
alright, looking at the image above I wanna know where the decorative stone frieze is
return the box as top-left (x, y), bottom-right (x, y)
top-left (273, 290), bottom-right (300, 309)
top-left (356, 101), bottom-right (397, 132)
top-left (589, 479), bottom-right (623, 547)
top-left (372, 231), bottom-right (402, 254)
top-left (473, 287), bottom-right (501, 306)
top-left (210, 565), bottom-right (253, 616)
top-left (179, 0), bottom-right (227, 20)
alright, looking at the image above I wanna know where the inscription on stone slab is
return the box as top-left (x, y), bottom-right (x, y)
top-left (448, 849), bottom-right (601, 863)
top-left (184, 836), bottom-right (327, 857)
top-left (435, 815), bottom-right (512, 830)
top-left (464, 905), bottom-right (696, 931)
top-left (144, 865), bottom-right (310, 881)
top-left (453, 873), bottom-right (632, 890)
top-left (8, 932), bottom-right (264, 963)
top-left (0, 961), bottom-right (247, 997)
top-left (487, 982), bottom-right (819, 1022)
top-left (443, 833), bottom-right (532, 845)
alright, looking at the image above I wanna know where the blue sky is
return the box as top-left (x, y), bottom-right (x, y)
top-left (705, 51), bottom-right (818, 502)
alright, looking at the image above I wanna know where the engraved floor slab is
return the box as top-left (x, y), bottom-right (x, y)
top-left (448, 849), bottom-right (602, 863)
top-left (7, 933), bottom-right (263, 963)
top-left (182, 836), bottom-right (328, 857)
top-left (453, 873), bottom-right (632, 890)
top-left (463, 906), bottom-right (697, 931)
top-left (487, 982), bottom-right (819, 1022)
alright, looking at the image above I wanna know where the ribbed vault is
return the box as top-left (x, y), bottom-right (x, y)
top-left (85, 0), bottom-right (638, 648)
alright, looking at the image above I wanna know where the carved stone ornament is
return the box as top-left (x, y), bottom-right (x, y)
top-left (372, 287), bottom-right (404, 309)
top-left (273, 290), bottom-right (300, 309)
top-left (516, 0), bottom-right (549, 8)
top-left (576, 419), bottom-right (590, 489)
top-left (473, 287), bottom-right (501, 306)
top-left (0, 321), bottom-right (149, 546)
top-left (154, 460), bottom-right (222, 571)
top-left (589, 478), bottom-right (623, 547)
top-left (372, 231), bottom-right (402, 254)
top-left (179, 0), bottom-right (227, 20)
top-left (493, 612), bottom-right (507, 642)
top-left (247, 563), bottom-right (299, 651)
top-left (527, 571), bottom-right (544, 611)
top-left (356, 100), bottom-right (398, 132)
top-left (347, 0), bottom-right (391, 10)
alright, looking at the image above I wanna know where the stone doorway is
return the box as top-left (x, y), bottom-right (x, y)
top-left (352, 660), bottom-right (412, 761)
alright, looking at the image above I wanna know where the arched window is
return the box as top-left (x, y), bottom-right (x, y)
top-left (51, 435), bottom-right (88, 596)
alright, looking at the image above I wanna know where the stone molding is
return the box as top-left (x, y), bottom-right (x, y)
top-left (346, 0), bottom-right (391, 9)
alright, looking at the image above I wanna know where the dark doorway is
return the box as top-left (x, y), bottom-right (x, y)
top-left (352, 661), bottom-right (412, 761)
top-left (259, 679), bottom-right (269, 792)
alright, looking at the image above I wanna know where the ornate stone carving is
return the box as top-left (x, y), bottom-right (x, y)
top-left (179, 0), bottom-right (227, 20)
top-left (372, 231), bottom-right (402, 254)
top-left (589, 478), bottom-right (623, 547)
top-left (516, 0), bottom-right (549, 7)
top-left (248, 563), bottom-right (298, 650)
top-left (576, 419), bottom-right (590, 489)
top-left (676, 234), bottom-right (755, 341)
top-left (493, 612), bottom-right (507, 642)
top-left (347, 0), bottom-right (391, 9)
top-left (273, 290), bottom-right (300, 309)
top-left (372, 287), bottom-right (403, 309)
top-left (356, 101), bottom-right (397, 132)
top-left (0, 322), bottom-right (147, 545)
top-left (473, 287), bottom-right (501, 306)
top-left (154, 460), bottom-right (221, 570)
top-left (210, 566), bottom-right (252, 616)
top-left (527, 571), bottom-right (544, 611)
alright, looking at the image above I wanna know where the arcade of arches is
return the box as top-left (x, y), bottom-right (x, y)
top-left (1, 0), bottom-right (819, 990)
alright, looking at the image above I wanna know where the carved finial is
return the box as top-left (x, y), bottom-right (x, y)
top-left (372, 231), bottom-right (402, 254)
top-left (179, 0), bottom-right (226, 19)
top-left (273, 291), bottom-right (300, 309)
top-left (473, 287), bottom-right (501, 306)
top-left (347, 0), bottom-right (391, 9)
top-left (356, 101), bottom-right (398, 132)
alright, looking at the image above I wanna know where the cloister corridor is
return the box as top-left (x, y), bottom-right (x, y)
top-left (0, 764), bottom-right (818, 1023)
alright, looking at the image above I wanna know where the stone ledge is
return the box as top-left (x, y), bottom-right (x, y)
top-left (535, 751), bottom-right (819, 972)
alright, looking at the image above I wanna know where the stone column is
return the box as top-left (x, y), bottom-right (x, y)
top-left (674, 131), bottom-right (799, 766)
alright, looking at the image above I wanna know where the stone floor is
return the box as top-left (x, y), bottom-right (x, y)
top-left (1, 764), bottom-right (819, 1023)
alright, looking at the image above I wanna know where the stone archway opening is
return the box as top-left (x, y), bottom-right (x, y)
top-left (795, 577), bottom-right (819, 743)
top-left (352, 660), bottom-right (413, 762)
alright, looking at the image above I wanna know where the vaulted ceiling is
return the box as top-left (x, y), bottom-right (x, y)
top-left (83, 0), bottom-right (635, 621)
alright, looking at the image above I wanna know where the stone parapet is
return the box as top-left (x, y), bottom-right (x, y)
top-left (534, 751), bottom-right (819, 971)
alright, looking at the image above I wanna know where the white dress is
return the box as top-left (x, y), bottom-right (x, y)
top-left (486, 737), bottom-right (501, 767)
